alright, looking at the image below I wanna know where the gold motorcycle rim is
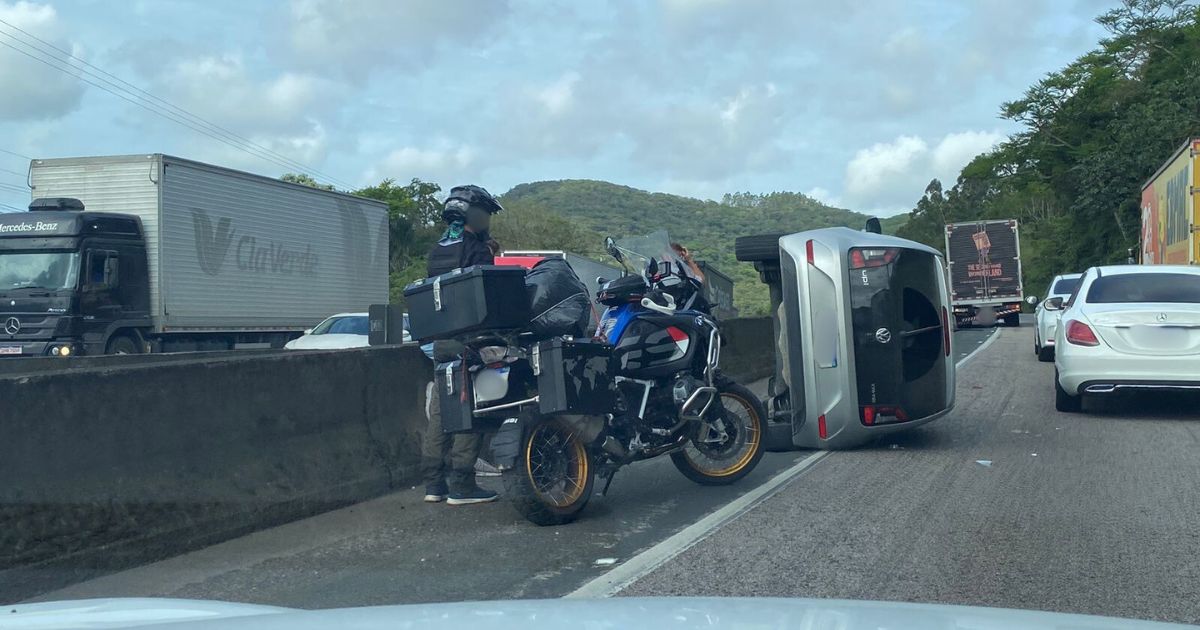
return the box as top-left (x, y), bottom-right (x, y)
top-left (524, 420), bottom-right (590, 507)
top-left (683, 392), bottom-right (762, 477)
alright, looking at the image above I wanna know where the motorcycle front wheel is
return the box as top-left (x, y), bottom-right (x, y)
top-left (503, 415), bottom-right (595, 526)
top-left (671, 380), bottom-right (765, 486)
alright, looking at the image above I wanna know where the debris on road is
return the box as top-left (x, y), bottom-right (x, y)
top-left (594, 558), bottom-right (618, 566)
top-left (975, 460), bottom-right (993, 467)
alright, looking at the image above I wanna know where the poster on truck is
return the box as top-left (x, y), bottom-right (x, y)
top-left (1141, 138), bottom-right (1200, 265)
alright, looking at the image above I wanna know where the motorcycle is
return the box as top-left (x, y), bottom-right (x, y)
top-left (451, 232), bottom-right (765, 526)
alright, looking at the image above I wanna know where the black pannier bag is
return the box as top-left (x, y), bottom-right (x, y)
top-left (404, 265), bottom-right (530, 341)
top-left (525, 257), bottom-right (592, 339)
top-left (535, 338), bottom-right (621, 415)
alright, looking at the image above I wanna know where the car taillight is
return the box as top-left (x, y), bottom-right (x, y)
top-left (806, 239), bottom-right (815, 265)
top-left (1066, 320), bottom-right (1099, 347)
top-left (942, 306), bottom-right (950, 356)
top-left (861, 405), bottom-right (910, 426)
top-left (817, 414), bottom-right (827, 439)
top-left (848, 247), bottom-right (899, 269)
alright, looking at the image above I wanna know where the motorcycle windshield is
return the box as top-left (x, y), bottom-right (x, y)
top-left (613, 231), bottom-right (690, 282)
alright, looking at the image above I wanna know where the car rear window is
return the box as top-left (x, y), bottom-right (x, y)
top-left (1051, 277), bottom-right (1080, 295)
top-left (328, 317), bottom-right (370, 335)
top-left (1086, 273), bottom-right (1200, 303)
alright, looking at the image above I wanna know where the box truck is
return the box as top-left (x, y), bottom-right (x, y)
top-left (1141, 138), bottom-right (1200, 265)
top-left (944, 219), bottom-right (1024, 327)
top-left (0, 154), bottom-right (389, 356)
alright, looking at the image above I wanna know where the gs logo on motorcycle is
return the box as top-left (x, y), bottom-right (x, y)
top-left (874, 327), bottom-right (892, 344)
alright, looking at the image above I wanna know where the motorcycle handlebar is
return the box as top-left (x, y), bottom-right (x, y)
top-left (640, 292), bottom-right (676, 315)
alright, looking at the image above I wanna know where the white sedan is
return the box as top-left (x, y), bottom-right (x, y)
top-left (1033, 272), bottom-right (1082, 362)
top-left (1054, 265), bottom-right (1200, 412)
top-left (284, 312), bottom-right (371, 350)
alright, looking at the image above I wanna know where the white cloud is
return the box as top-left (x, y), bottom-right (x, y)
top-left (845, 135), bottom-right (928, 200)
top-left (155, 55), bottom-right (330, 135)
top-left (536, 72), bottom-right (580, 115)
top-left (282, 0), bottom-right (510, 82)
top-left (805, 186), bottom-right (841, 208)
top-left (0, 1), bottom-right (86, 121)
top-left (932, 129), bottom-right (1006, 175)
top-left (365, 142), bottom-right (478, 185)
top-left (844, 130), bottom-right (1005, 212)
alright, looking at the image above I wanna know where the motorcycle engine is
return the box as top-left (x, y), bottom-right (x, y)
top-left (672, 373), bottom-right (701, 408)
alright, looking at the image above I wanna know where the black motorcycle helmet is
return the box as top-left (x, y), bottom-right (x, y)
top-left (441, 184), bottom-right (504, 225)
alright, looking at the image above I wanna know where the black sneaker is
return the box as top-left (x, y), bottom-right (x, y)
top-left (447, 487), bottom-right (499, 505)
top-left (424, 482), bottom-right (449, 503)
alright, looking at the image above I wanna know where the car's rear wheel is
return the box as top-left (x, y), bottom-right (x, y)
top-left (1037, 346), bottom-right (1054, 362)
top-left (1054, 370), bottom-right (1081, 413)
top-left (734, 233), bottom-right (787, 263)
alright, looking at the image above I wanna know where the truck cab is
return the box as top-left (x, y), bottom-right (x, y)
top-left (0, 198), bottom-right (150, 357)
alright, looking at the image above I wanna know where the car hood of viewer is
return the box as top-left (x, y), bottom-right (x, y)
top-left (5, 597), bottom-right (1192, 630)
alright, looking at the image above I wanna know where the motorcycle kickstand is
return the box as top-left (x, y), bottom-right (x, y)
top-left (599, 468), bottom-right (618, 497)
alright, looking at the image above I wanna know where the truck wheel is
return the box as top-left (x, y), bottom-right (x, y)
top-left (1054, 370), bottom-right (1081, 413)
top-left (105, 335), bottom-right (142, 355)
top-left (735, 233), bottom-right (787, 263)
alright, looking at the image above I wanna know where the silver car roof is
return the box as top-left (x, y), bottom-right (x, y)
top-left (786, 227), bottom-right (943, 258)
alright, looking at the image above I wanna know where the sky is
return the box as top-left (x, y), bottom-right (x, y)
top-left (0, 0), bottom-right (1117, 216)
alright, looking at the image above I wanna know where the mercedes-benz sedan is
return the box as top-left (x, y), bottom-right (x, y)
top-left (1033, 272), bottom-right (1082, 362)
top-left (1054, 265), bottom-right (1200, 412)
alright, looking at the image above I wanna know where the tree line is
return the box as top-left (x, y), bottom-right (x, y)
top-left (896, 0), bottom-right (1200, 296)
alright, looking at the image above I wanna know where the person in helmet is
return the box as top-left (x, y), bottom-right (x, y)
top-left (420, 185), bottom-right (504, 505)
top-left (426, 185), bottom-right (502, 277)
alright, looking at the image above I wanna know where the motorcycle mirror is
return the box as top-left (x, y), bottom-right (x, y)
top-left (864, 217), bottom-right (882, 234)
top-left (604, 236), bottom-right (622, 261)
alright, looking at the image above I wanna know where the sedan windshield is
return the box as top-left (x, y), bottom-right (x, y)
top-left (1086, 273), bottom-right (1200, 303)
top-left (312, 316), bottom-right (369, 335)
top-left (0, 251), bottom-right (80, 291)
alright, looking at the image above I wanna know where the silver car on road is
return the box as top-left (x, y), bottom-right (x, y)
top-left (1054, 265), bottom-right (1200, 412)
top-left (1033, 272), bottom-right (1082, 362)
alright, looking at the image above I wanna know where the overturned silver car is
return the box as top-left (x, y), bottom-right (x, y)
top-left (737, 226), bottom-right (955, 449)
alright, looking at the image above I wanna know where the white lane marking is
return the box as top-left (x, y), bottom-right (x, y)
top-left (564, 450), bottom-right (831, 598)
top-left (957, 327), bottom-right (1000, 369)
top-left (567, 327), bottom-right (1000, 598)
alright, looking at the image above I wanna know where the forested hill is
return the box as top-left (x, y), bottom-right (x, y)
top-left (895, 0), bottom-right (1200, 297)
top-left (499, 180), bottom-right (891, 315)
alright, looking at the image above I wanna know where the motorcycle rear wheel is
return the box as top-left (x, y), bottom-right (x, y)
top-left (503, 415), bottom-right (595, 526)
top-left (671, 381), bottom-right (765, 486)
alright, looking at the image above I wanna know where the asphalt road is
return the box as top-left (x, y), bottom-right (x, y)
top-left (624, 323), bottom-right (1200, 626)
top-left (29, 326), bottom-right (995, 607)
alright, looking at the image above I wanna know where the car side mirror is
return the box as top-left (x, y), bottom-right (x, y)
top-left (596, 276), bottom-right (608, 286)
top-left (1026, 296), bottom-right (1039, 305)
top-left (864, 217), bottom-right (882, 234)
top-left (1045, 297), bottom-right (1064, 311)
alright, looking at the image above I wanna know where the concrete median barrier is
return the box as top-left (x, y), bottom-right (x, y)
top-left (0, 318), bottom-right (771, 600)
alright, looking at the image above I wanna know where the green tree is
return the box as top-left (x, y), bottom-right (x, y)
top-left (281, 172), bottom-right (336, 191)
top-left (900, 0), bottom-right (1200, 299)
top-left (354, 178), bottom-right (444, 305)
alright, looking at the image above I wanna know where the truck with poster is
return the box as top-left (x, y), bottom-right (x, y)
top-left (944, 219), bottom-right (1024, 327)
top-left (0, 154), bottom-right (388, 357)
top-left (1141, 138), bottom-right (1200, 265)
